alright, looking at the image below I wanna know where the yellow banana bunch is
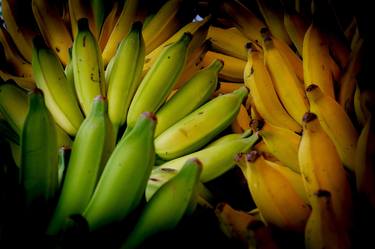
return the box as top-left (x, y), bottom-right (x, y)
top-left (306, 84), bottom-right (358, 171)
top-left (236, 151), bottom-right (310, 233)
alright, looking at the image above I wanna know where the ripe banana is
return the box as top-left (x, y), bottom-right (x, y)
top-left (146, 131), bottom-right (259, 200)
top-left (155, 59), bottom-right (223, 137)
top-left (72, 18), bottom-right (106, 116)
top-left (214, 81), bottom-right (242, 95)
top-left (98, 0), bottom-right (121, 51)
top-left (107, 22), bottom-right (145, 139)
top-left (244, 44), bottom-right (301, 132)
top-left (155, 86), bottom-right (248, 160)
top-left (126, 32), bottom-right (192, 130)
top-left (91, 0), bottom-right (106, 36)
top-left (298, 112), bottom-right (353, 232)
top-left (120, 158), bottom-right (202, 249)
top-left (306, 84), bottom-right (358, 171)
top-left (32, 36), bottom-right (84, 136)
top-left (47, 96), bottom-right (115, 235)
top-left (231, 104), bottom-right (251, 134)
top-left (235, 151), bottom-right (310, 233)
top-left (82, 112), bottom-right (156, 231)
top-left (68, 0), bottom-right (96, 38)
top-left (0, 70), bottom-right (35, 90)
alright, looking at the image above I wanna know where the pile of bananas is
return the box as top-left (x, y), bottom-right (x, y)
top-left (0, 0), bottom-right (374, 248)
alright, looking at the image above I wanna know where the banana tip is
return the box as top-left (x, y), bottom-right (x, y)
top-left (246, 150), bottom-right (260, 162)
top-left (132, 21), bottom-right (143, 31)
top-left (142, 112), bottom-right (157, 122)
top-left (305, 84), bottom-right (318, 92)
top-left (77, 18), bottom-right (89, 31)
top-left (302, 112), bottom-right (317, 123)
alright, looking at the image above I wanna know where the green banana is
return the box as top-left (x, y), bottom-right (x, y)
top-left (57, 146), bottom-right (71, 190)
top-left (64, 47), bottom-right (78, 104)
top-left (107, 21), bottom-right (145, 139)
top-left (72, 18), bottom-right (106, 116)
top-left (47, 96), bottom-right (115, 235)
top-left (126, 32), bottom-right (192, 131)
top-left (146, 131), bottom-right (259, 200)
top-left (90, 0), bottom-right (106, 36)
top-left (0, 119), bottom-right (19, 145)
top-left (32, 36), bottom-right (84, 136)
top-left (120, 158), bottom-right (202, 249)
top-left (155, 86), bottom-right (248, 160)
top-left (82, 112), bottom-right (157, 231)
top-left (155, 59), bottom-right (223, 137)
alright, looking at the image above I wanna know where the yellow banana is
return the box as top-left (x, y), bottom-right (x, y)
top-left (231, 104), bottom-right (251, 134)
top-left (306, 84), bottom-right (358, 171)
top-left (0, 70), bottom-right (35, 90)
top-left (98, 0), bottom-right (121, 51)
top-left (214, 81), bottom-right (242, 95)
top-left (91, 0), bottom-right (106, 36)
top-left (68, 0), bottom-right (96, 38)
top-left (354, 85), bottom-right (372, 127)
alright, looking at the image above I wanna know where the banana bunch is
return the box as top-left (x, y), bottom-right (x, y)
top-left (0, 0), bottom-right (374, 248)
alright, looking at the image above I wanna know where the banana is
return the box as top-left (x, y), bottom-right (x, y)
top-left (82, 112), bottom-right (156, 231)
top-left (155, 59), bottom-right (223, 137)
top-left (298, 112), bottom-right (353, 232)
top-left (68, 0), bottom-right (96, 38)
top-left (303, 22), bottom-right (336, 98)
top-left (126, 32), bottom-right (192, 130)
top-left (146, 131), bottom-right (259, 200)
top-left (155, 86), bottom-right (248, 160)
top-left (47, 96), bottom-right (115, 236)
top-left (107, 22), bottom-right (145, 139)
top-left (120, 158), bottom-right (202, 249)
top-left (306, 84), bottom-right (358, 171)
top-left (57, 146), bottom-right (71, 190)
top-left (91, 0), bottom-right (106, 36)
top-left (263, 35), bottom-right (309, 124)
top-left (231, 104), bottom-right (251, 134)
top-left (251, 119), bottom-right (301, 173)
top-left (207, 26), bottom-right (249, 60)
top-left (244, 44), bottom-right (302, 132)
top-left (31, 0), bottom-right (73, 65)
top-left (235, 151), bottom-right (310, 233)
top-left (98, 0), bottom-right (121, 51)
top-left (354, 85), bottom-right (372, 127)
top-left (0, 119), bottom-right (19, 145)
top-left (101, 0), bottom-right (139, 65)
top-left (0, 70), bottom-right (35, 90)
top-left (201, 51), bottom-right (246, 82)
top-left (214, 81), bottom-right (242, 95)
top-left (72, 18), bottom-right (106, 116)
top-left (32, 36), bottom-right (84, 136)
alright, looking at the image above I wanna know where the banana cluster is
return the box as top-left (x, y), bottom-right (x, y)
top-left (0, 0), bottom-right (373, 248)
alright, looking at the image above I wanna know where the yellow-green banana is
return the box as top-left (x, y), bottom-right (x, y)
top-left (68, 0), bottom-right (96, 38)
top-left (91, 0), bottom-right (106, 36)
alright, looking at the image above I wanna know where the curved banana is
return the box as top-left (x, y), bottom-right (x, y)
top-left (32, 0), bottom-right (73, 65)
top-left (32, 36), bottom-right (84, 136)
top-left (107, 22), bottom-right (145, 138)
top-left (155, 59), bottom-right (223, 137)
top-left (298, 112), bottom-right (353, 232)
top-left (0, 70), bottom-right (35, 90)
top-left (126, 32), bottom-right (192, 130)
top-left (68, 0), bottom-right (96, 38)
top-left (98, 0), bottom-right (121, 51)
top-left (263, 36), bottom-right (309, 124)
top-left (47, 96), bottom-right (115, 235)
top-left (354, 85), bottom-right (372, 127)
top-left (146, 131), bottom-right (258, 200)
top-left (72, 18), bottom-right (106, 116)
top-left (155, 86), bottom-right (248, 160)
top-left (306, 84), bottom-right (358, 171)
top-left (231, 104), bottom-right (251, 134)
top-left (235, 151), bottom-right (310, 233)
top-left (82, 112), bottom-right (156, 231)
top-left (91, 0), bottom-right (106, 36)
top-left (120, 158), bottom-right (202, 249)
top-left (101, 0), bottom-right (139, 65)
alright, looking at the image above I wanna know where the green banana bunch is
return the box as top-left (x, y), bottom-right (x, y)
top-left (72, 18), bottom-right (106, 116)
top-left (146, 131), bottom-right (259, 200)
top-left (82, 112), bottom-right (157, 231)
top-left (126, 32), bottom-right (192, 131)
top-left (120, 158), bottom-right (202, 249)
top-left (47, 96), bottom-right (115, 236)
top-left (155, 86), bottom-right (248, 160)
top-left (154, 59), bottom-right (223, 137)
top-left (32, 36), bottom-right (84, 136)
top-left (107, 21), bottom-right (145, 139)
top-left (20, 88), bottom-right (58, 222)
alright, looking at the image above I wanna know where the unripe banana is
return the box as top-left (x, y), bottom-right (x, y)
top-left (72, 18), bottom-right (106, 116)
top-left (83, 112), bottom-right (157, 231)
top-left (91, 0), bottom-right (106, 36)
top-left (120, 158), bottom-right (202, 249)
top-left (155, 59), bottom-right (223, 137)
top-left (146, 131), bottom-right (258, 200)
top-left (68, 0), bottom-right (96, 38)
top-left (57, 146), bottom-right (71, 190)
top-left (126, 33), bottom-right (192, 130)
top-left (155, 86), bottom-right (248, 160)
top-left (107, 22), bottom-right (145, 138)
top-left (306, 84), bottom-right (358, 171)
top-left (47, 96), bottom-right (115, 235)
top-left (32, 36), bottom-right (84, 136)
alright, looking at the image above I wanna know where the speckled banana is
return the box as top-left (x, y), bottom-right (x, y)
top-left (72, 18), bottom-right (106, 116)
top-left (146, 131), bottom-right (258, 200)
top-left (107, 22), bottom-right (145, 139)
top-left (32, 36), bottom-right (84, 136)
top-left (47, 96), bottom-right (115, 236)
top-left (126, 33), bottom-right (192, 131)
top-left (120, 158), bottom-right (202, 249)
top-left (82, 112), bottom-right (156, 231)
top-left (155, 86), bottom-right (248, 160)
top-left (306, 84), bottom-right (358, 171)
top-left (155, 59), bottom-right (223, 137)
top-left (98, 1), bottom-right (121, 51)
